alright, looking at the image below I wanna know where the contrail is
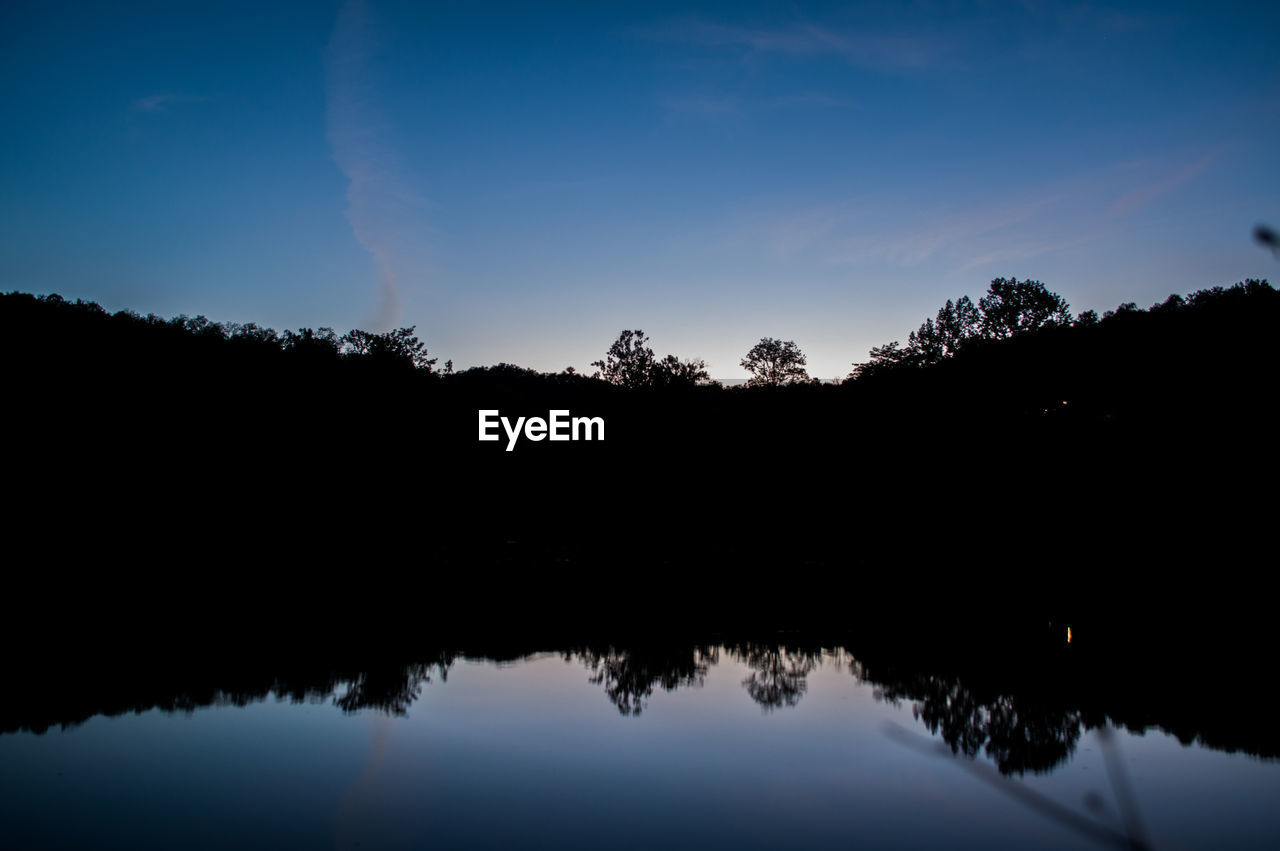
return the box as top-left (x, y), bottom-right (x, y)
top-left (325, 0), bottom-right (429, 330)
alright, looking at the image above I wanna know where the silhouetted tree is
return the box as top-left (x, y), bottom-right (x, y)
top-left (850, 340), bottom-right (922, 380)
top-left (592, 329), bottom-right (657, 388)
top-left (591, 330), bottom-right (711, 388)
top-left (651, 354), bottom-right (712, 388)
top-left (741, 337), bottom-right (808, 386)
top-left (1150, 294), bottom-right (1186, 313)
top-left (1102, 302), bottom-right (1138, 320)
top-left (227, 322), bottom-right (279, 346)
top-left (906, 319), bottom-right (945, 363)
top-left (852, 294), bottom-right (983, 379)
top-left (340, 326), bottom-right (437, 370)
top-left (281, 327), bottom-right (340, 359)
top-left (978, 278), bottom-right (1072, 339)
top-left (178, 314), bottom-right (227, 340)
top-left (902, 296), bottom-right (982, 365)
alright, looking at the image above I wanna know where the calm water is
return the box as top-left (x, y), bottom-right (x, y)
top-left (2, 646), bottom-right (1277, 850)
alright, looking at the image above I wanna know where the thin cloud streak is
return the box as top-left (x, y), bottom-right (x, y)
top-left (854, 193), bottom-right (1065, 268)
top-left (766, 92), bottom-right (852, 109)
top-left (958, 235), bottom-right (1091, 272)
top-left (326, 0), bottom-right (433, 330)
top-left (751, 191), bottom-right (1066, 271)
top-left (661, 90), bottom-right (851, 119)
top-left (650, 18), bottom-right (949, 72)
top-left (740, 145), bottom-right (1228, 278)
top-left (130, 93), bottom-right (209, 112)
top-left (758, 199), bottom-right (862, 258)
top-left (1107, 146), bottom-right (1227, 217)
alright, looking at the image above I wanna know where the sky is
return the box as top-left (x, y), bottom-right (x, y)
top-left (2, 1), bottom-right (1277, 379)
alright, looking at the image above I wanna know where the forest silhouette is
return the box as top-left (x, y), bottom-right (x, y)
top-left (3, 278), bottom-right (1277, 639)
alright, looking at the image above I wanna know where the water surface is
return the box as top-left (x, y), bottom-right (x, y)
top-left (2, 645), bottom-right (1276, 850)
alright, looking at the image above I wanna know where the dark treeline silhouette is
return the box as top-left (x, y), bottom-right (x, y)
top-left (5, 627), bottom-right (1276, 774)
top-left (3, 279), bottom-right (1278, 644)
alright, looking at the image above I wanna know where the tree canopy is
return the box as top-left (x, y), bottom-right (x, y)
top-left (978, 278), bottom-right (1072, 340)
top-left (852, 278), bottom-right (1072, 379)
top-left (592, 329), bottom-right (710, 388)
top-left (339, 326), bottom-right (437, 370)
top-left (591, 329), bottom-right (655, 388)
top-left (741, 337), bottom-right (809, 387)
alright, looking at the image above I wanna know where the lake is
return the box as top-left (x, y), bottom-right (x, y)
top-left (3, 636), bottom-right (1277, 850)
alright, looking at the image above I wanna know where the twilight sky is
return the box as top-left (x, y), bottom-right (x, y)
top-left (2, 1), bottom-right (1276, 378)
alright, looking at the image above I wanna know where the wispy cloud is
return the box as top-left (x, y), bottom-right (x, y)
top-left (802, 192), bottom-right (1065, 268)
top-left (1106, 146), bottom-right (1227, 217)
top-left (647, 16), bottom-right (938, 123)
top-left (958, 237), bottom-right (1088, 272)
top-left (1017, 1), bottom-right (1157, 35)
top-left (130, 93), bottom-right (209, 113)
top-left (757, 199), bottom-right (861, 257)
top-left (765, 92), bottom-right (852, 110)
top-left (650, 19), bottom-right (949, 73)
top-left (326, 0), bottom-right (434, 330)
top-left (723, 181), bottom-right (1107, 283)
top-left (660, 90), bottom-right (851, 120)
top-left (737, 143), bottom-right (1230, 278)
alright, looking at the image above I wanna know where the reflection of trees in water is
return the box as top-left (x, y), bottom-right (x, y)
top-left (577, 646), bottom-right (718, 715)
top-left (334, 657), bottom-right (453, 716)
top-left (1, 656), bottom-right (460, 735)
top-left (865, 668), bottom-right (1082, 775)
top-left (9, 639), bottom-right (1274, 777)
top-left (732, 645), bottom-right (823, 710)
top-left (213, 657), bottom-right (455, 718)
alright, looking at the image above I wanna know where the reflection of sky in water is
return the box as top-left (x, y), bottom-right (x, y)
top-left (2, 651), bottom-right (1278, 850)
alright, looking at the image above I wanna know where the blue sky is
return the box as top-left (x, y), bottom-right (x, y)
top-left (2, 1), bottom-right (1277, 378)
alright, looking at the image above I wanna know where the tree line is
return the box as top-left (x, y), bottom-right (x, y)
top-left (592, 276), bottom-right (1276, 387)
top-left (6, 273), bottom-right (1277, 657)
top-left (2, 275), bottom-right (1274, 391)
top-left (0, 294), bottom-right (439, 370)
